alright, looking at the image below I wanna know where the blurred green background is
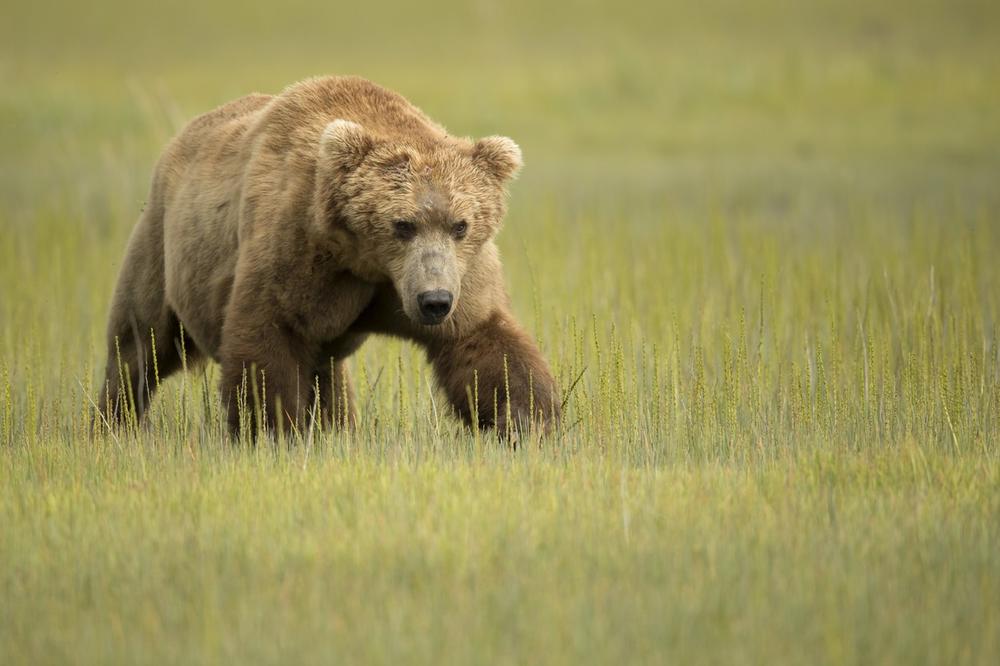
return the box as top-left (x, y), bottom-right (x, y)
top-left (4, 0), bottom-right (999, 216)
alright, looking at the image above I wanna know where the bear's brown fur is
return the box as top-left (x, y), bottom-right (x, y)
top-left (97, 76), bottom-right (558, 435)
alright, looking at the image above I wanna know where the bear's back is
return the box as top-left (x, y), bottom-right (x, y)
top-left (168, 93), bottom-right (273, 162)
top-left (263, 76), bottom-right (451, 152)
top-left (162, 77), bottom-right (453, 186)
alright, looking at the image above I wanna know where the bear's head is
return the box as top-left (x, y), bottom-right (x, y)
top-left (316, 119), bottom-right (521, 326)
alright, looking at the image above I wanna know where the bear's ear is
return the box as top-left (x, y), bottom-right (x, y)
top-left (320, 119), bottom-right (374, 171)
top-left (473, 135), bottom-right (523, 182)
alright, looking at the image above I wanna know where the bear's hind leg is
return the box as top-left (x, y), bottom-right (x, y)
top-left (97, 306), bottom-right (201, 430)
top-left (96, 208), bottom-right (201, 430)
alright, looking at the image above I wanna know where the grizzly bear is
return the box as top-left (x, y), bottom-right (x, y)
top-left (97, 75), bottom-right (559, 436)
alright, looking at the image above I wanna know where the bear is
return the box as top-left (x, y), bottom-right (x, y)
top-left (97, 75), bottom-right (559, 436)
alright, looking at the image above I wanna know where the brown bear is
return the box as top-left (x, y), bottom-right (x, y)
top-left (97, 75), bottom-right (559, 436)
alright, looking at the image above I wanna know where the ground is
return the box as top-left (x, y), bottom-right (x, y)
top-left (1, 0), bottom-right (999, 664)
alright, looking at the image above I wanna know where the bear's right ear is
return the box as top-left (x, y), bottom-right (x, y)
top-left (320, 119), bottom-right (374, 171)
top-left (473, 135), bottom-right (523, 183)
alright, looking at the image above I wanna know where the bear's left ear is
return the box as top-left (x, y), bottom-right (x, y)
top-left (321, 119), bottom-right (374, 171)
top-left (473, 136), bottom-right (523, 182)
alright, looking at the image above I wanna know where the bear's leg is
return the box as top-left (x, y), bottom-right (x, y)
top-left (313, 358), bottom-right (357, 429)
top-left (428, 311), bottom-right (560, 434)
top-left (97, 309), bottom-right (200, 428)
top-left (219, 297), bottom-right (316, 437)
top-left (97, 209), bottom-right (201, 429)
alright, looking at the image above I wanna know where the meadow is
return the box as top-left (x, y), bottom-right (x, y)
top-left (2, 1), bottom-right (999, 663)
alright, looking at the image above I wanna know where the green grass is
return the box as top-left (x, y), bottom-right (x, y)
top-left (2, 1), bottom-right (1000, 663)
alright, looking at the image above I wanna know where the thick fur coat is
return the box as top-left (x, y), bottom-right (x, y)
top-left (98, 75), bottom-right (558, 434)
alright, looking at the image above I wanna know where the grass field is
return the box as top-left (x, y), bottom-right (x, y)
top-left (2, 1), bottom-right (1000, 663)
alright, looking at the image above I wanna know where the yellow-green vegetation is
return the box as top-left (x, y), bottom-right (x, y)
top-left (2, 1), bottom-right (999, 663)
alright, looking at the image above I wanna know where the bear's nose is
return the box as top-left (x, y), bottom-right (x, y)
top-left (417, 290), bottom-right (453, 324)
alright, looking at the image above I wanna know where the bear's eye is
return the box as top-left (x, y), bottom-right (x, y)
top-left (393, 220), bottom-right (417, 241)
top-left (452, 220), bottom-right (468, 240)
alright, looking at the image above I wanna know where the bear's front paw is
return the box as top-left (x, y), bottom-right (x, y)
top-left (478, 385), bottom-right (560, 439)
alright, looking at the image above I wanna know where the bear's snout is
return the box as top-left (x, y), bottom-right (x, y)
top-left (417, 289), bottom-right (453, 325)
top-left (398, 241), bottom-right (461, 326)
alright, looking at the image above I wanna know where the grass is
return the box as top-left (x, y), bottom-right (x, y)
top-left (2, 0), bottom-right (1000, 663)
